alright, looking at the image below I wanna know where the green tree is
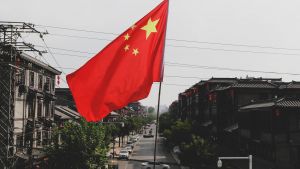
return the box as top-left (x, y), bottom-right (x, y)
top-left (158, 112), bottom-right (173, 133)
top-left (147, 106), bottom-right (155, 114)
top-left (169, 120), bottom-right (192, 145)
top-left (180, 135), bottom-right (216, 168)
top-left (104, 123), bottom-right (120, 145)
top-left (45, 119), bottom-right (108, 169)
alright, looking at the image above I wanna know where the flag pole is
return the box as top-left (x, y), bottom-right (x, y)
top-left (153, 81), bottom-right (162, 169)
top-left (153, 1), bottom-right (169, 169)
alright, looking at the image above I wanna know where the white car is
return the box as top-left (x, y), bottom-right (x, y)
top-left (141, 162), bottom-right (170, 169)
top-left (126, 146), bottom-right (133, 154)
top-left (118, 149), bottom-right (129, 160)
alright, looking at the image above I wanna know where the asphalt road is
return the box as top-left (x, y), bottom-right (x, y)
top-left (117, 124), bottom-right (180, 169)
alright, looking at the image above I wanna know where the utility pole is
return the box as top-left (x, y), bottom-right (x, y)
top-left (0, 21), bottom-right (47, 169)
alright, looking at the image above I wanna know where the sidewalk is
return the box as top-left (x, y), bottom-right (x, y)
top-left (108, 135), bottom-right (135, 157)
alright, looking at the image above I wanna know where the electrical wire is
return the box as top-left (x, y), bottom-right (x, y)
top-left (36, 24), bottom-right (118, 35)
top-left (36, 24), bottom-right (300, 52)
top-left (35, 43), bottom-right (300, 57)
top-left (50, 58), bottom-right (300, 76)
top-left (57, 76), bottom-right (192, 87)
top-left (165, 62), bottom-right (300, 76)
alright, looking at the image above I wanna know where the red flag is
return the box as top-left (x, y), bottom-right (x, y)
top-left (66, 0), bottom-right (169, 122)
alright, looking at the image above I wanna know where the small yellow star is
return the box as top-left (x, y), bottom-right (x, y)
top-left (124, 45), bottom-right (130, 51)
top-left (141, 18), bottom-right (159, 39)
top-left (131, 25), bottom-right (137, 30)
top-left (132, 48), bottom-right (139, 56)
top-left (123, 33), bottom-right (130, 40)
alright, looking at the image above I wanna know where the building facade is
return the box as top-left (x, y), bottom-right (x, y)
top-left (173, 77), bottom-right (300, 169)
top-left (0, 46), bottom-right (61, 168)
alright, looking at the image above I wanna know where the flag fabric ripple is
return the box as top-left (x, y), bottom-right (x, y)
top-left (66, 0), bottom-right (169, 121)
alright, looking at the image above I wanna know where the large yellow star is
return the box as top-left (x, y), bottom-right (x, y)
top-left (132, 48), bottom-right (139, 56)
top-left (141, 18), bottom-right (160, 39)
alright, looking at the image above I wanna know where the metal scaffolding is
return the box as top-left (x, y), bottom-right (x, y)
top-left (0, 21), bottom-right (46, 169)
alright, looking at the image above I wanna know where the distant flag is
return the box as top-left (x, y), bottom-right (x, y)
top-left (66, 0), bottom-right (169, 121)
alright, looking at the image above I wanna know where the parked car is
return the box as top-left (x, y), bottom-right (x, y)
top-left (126, 146), bottom-right (133, 154)
top-left (118, 149), bottom-right (129, 160)
top-left (141, 162), bottom-right (170, 169)
top-left (143, 134), bottom-right (154, 138)
top-left (126, 143), bottom-right (134, 149)
top-left (130, 137), bottom-right (138, 142)
top-left (127, 140), bottom-right (133, 144)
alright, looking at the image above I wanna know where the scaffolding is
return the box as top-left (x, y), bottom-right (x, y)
top-left (0, 21), bottom-right (46, 169)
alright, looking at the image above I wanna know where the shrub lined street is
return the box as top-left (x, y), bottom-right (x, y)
top-left (115, 124), bottom-right (180, 169)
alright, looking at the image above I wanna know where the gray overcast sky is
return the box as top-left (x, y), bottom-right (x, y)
top-left (2, 0), bottom-right (300, 108)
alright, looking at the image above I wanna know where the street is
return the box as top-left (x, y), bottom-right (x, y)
top-left (117, 124), bottom-right (180, 169)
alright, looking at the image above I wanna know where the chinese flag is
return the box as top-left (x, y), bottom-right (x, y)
top-left (66, 0), bottom-right (168, 122)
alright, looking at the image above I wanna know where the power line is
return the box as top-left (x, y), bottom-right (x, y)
top-left (58, 76), bottom-right (191, 87)
top-left (52, 59), bottom-right (300, 77)
top-left (36, 24), bottom-right (118, 36)
top-left (50, 33), bottom-right (112, 42)
top-left (37, 24), bottom-right (300, 51)
top-left (36, 43), bottom-right (300, 57)
top-left (36, 45), bottom-right (95, 55)
top-left (40, 38), bottom-right (70, 87)
top-left (166, 44), bottom-right (300, 57)
top-left (40, 41), bottom-right (64, 73)
top-left (54, 68), bottom-right (208, 80)
top-left (51, 52), bottom-right (89, 58)
top-left (165, 62), bottom-right (300, 76)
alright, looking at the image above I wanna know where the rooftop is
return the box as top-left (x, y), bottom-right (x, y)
top-left (239, 98), bottom-right (300, 111)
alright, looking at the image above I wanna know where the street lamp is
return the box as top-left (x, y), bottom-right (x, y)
top-left (217, 159), bottom-right (222, 168)
top-left (217, 155), bottom-right (252, 169)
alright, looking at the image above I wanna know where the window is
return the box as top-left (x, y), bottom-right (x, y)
top-left (51, 78), bottom-right (55, 93)
top-left (16, 135), bottom-right (23, 152)
top-left (44, 77), bottom-right (50, 92)
top-left (38, 74), bottom-right (43, 90)
top-left (45, 102), bottom-right (50, 117)
top-left (51, 104), bottom-right (54, 118)
top-left (36, 131), bottom-right (41, 146)
top-left (28, 101), bottom-right (34, 118)
top-left (37, 101), bottom-right (42, 118)
top-left (16, 71), bottom-right (25, 85)
top-left (29, 71), bottom-right (34, 87)
top-left (42, 130), bottom-right (49, 146)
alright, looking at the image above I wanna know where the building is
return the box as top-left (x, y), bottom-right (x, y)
top-left (173, 77), bottom-right (300, 169)
top-left (0, 46), bottom-right (61, 168)
top-left (239, 98), bottom-right (300, 169)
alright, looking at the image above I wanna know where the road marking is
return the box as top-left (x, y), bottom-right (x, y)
top-left (124, 161), bottom-right (128, 169)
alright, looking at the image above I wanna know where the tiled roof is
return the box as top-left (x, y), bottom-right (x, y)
top-left (277, 100), bottom-right (300, 108)
top-left (214, 86), bottom-right (231, 91)
top-left (239, 98), bottom-right (300, 110)
top-left (279, 81), bottom-right (300, 89)
top-left (55, 106), bottom-right (80, 120)
top-left (231, 81), bottom-right (277, 89)
top-left (196, 80), bottom-right (207, 86)
top-left (207, 78), bottom-right (238, 83)
top-left (239, 102), bottom-right (275, 110)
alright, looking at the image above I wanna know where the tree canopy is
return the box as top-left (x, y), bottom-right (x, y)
top-left (45, 119), bottom-right (107, 169)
